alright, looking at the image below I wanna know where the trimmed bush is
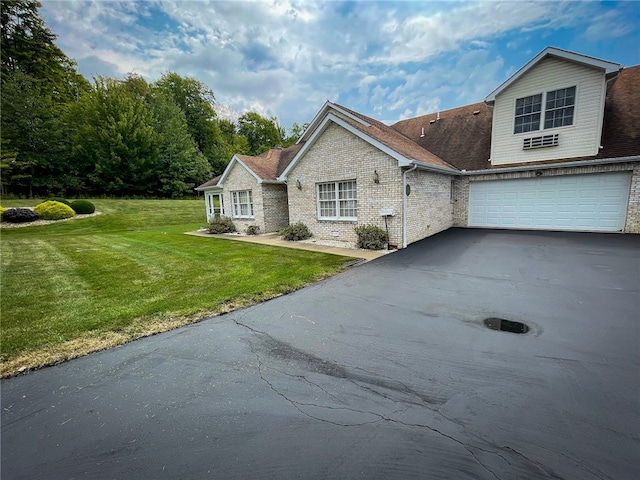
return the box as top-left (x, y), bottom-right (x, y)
top-left (45, 197), bottom-right (71, 206)
top-left (355, 224), bottom-right (388, 250)
top-left (70, 200), bottom-right (96, 214)
top-left (245, 225), bottom-right (260, 235)
top-left (33, 201), bottom-right (76, 220)
top-left (280, 222), bottom-right (312, 241)
top-left (207, 216), bottom-right (236, 234)
top-left (3, 208), bottom-right (39, 223)
top-left (0, 206), bottom-right (6, 220)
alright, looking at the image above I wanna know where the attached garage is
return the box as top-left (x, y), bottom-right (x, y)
top-left (468, 172), bottom-right (631, 232)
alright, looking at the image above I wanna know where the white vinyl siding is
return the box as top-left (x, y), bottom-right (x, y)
top-left (232, 190), bottom-right (254, 218)
top-left (468, 173), bottom-right (631, 232)
top-left (491, 57), bottom-right (605, 165)
top-left (317, 180), bottom-right (357, 221)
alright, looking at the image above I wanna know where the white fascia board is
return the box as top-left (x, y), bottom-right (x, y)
top-left (298, 101), bottom-right (333, 143)
top-left (485, 46), bottom-right (622, 103)
top-left (195, 185), bottom-right (222, 192)
top-left (461, 155), bottom-right (640, 175)
top-left (279, 114), bottom-right (411, 180)
top-left (298, 101), bottom-right (371, 143)
top-left (328, 104), bottom-right (371, 127)
top-left (218, 155), bottom-right (262, 185)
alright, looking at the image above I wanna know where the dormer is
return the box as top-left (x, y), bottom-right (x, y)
top-left (485, 47), bottom-right (622, 166)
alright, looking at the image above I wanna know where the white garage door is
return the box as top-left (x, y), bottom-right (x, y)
top-left (468, 172), bottom-right (631, 231)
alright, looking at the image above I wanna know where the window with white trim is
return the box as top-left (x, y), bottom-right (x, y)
top-left (514, 93), bottom-right (542, 134)
top-left (544, 86), bottom-right (575, 129)
top-left (514, 86), bottom-right (576, 134)
top-left (317, 180), bottom-right (357, 220)
top-left (231, 190), bottom-right (253, 218)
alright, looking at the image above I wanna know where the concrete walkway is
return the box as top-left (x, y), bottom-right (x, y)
top-left (185, 230), bottom-right (392, 262)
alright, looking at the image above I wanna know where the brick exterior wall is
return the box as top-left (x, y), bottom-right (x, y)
top-left (406, 170), bottom-right (454, 244)
top-left (626, 164), bottom-right (640, 233)
top-left (262, 184), bottom-right (290, 233)
top-left (221, 164), bottom-right (263, 233)
top-left (287, 123), bottom-right (404, 245)
top-left (452, 162), bottom-right (639, 233)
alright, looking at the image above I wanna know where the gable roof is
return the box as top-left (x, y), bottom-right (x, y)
top-left (485, 47), bottom-right (622, 103)
top-left (391, 64), bottom-right (640, 172)
top-left (280, 101), bottom-right (457, 179)
top-left (198, 143), bottom-right (304, 190)
top-left (195, 175), bottom-right (222, 191)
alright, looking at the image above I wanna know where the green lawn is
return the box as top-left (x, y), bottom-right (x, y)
top-left (0, 199), bottom-right (350, 376)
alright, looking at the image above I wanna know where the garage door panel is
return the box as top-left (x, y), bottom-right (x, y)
top-left (468, 173), bottom-right (630, 232)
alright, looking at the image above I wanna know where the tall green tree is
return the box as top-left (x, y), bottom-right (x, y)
top-left (68, 77), bottom-right (159, 195)
top-left (154, 73), bottom-right (221, 157)
top-left (1, 0), bottom-right (88, 196)
top-left (283, 122), bottom-right (308, 147)
top-left (237, 112), bottom-right (286, 155)
top-left (150, 89), bottom-right (212, 197)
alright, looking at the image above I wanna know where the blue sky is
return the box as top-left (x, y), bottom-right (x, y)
top-left (42, 1), bottom-right (640, 128)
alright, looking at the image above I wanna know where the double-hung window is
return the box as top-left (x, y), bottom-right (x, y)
top-left (514, 86), bottom-right (576, 134)
top-left (514, 94), bottom-right (542, 133)
top-left (231, 190), bottom-right (253, 218)
top-left (544, 86), bottom-right (575, 129)
top-left (317, 180), bottom-right (357, 221)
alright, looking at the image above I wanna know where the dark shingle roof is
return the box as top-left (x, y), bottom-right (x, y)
top-left (391, 65), bottom-right (640, 171)
top-left (391, 102), bottom-right (492, 171)
top-left (233, 143), bottom-right (305, 181)
top-left (331, 103), bottom-right (457, 170)
top-left (196, 175), bottom-right (221, 189)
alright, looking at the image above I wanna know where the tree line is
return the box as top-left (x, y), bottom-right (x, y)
top-left (1, 0), bottom-right (306, 198)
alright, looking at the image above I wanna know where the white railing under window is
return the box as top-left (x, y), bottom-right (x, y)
top-left (317, 180), bottom-right (357, 221)
top-left (232, 190), bottom-right (253, 218)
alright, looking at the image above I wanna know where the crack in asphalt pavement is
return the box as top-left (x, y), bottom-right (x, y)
top-left (231, 317), bottom-right (525, 480)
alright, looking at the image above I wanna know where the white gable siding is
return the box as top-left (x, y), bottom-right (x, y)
top-left (491, 57), bottom-right (606, 166)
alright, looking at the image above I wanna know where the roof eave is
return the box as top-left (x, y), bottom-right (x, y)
top-left (400, 159), bottom-right (460, 175)
top-left (484, 46), bottom-right (623, 102)
top-left (461, 155), bottom-right (640, 175)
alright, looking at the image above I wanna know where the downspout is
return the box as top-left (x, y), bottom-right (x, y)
top-left (402, 164), bottom-right (418, 248)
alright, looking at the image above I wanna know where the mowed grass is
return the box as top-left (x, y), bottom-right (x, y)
top-left (0, 199), bottom-right (350, 376)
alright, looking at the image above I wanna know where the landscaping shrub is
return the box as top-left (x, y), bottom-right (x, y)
top-left (70, 200), bottom-right (96, 214)
top-left (33, 201), bottom-right (76, 220)
top-left (45, 197), bottom-right (71, 206)
top-left (280, 222), bottom-right (312, 241)
top-left (245, 225), bottom-right (260, 235)
top-left (3, 208), bottom-right (39, 223)
top-left (355, 224), bottom-right (388, 250)
top-left (0, 206), bottom-right (6, 220)
top-left (207, 216), bottom-right (236, 234)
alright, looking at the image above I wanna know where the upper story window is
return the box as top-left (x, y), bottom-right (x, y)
top-left (544, 86), bottom-right (575, 129)
top-left (317, 180), bottom-right (357, 221)
top-left (514, 94), bottom-right (542, 133)
top-left (231, 190), bottom-right (253, 218)
top-left (514, 86), bottom-right (576, 134)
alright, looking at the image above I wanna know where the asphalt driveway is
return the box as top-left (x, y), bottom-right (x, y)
top-left (2, 228), bottom-right (639, 479)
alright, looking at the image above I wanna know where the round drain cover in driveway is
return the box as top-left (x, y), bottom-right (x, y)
top-left (483, 318), bottom-right (530, 334)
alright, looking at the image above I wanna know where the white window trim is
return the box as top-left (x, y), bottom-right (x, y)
top-left (513, 85), bottom-right (577, 135)
top-left (231, 190), bottom-right (254, 219)
top-left (316, 180), bottom-right (357, 221)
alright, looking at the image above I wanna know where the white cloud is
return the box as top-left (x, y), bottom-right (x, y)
top-left (40, 0), bottom-right (639, 127)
